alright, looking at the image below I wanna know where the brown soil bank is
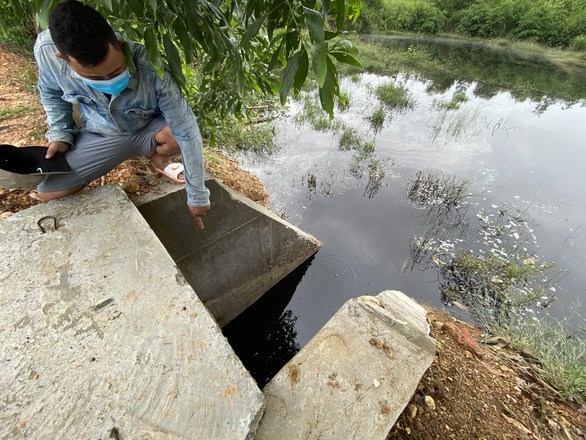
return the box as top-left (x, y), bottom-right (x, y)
top-left (1, 43), bottom-right (585, 439)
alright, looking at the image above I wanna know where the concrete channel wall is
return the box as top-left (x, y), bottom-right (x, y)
top-left (131, 176), bottom-right (322, 327)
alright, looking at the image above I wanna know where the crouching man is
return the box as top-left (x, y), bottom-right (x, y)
top-left (34, 0), bottom-right (210, 228)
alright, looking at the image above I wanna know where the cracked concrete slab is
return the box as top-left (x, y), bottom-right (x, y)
top-left (257, 290), bottom-right (436, 440)
top-left (0, 185), bottom-right (264, 440)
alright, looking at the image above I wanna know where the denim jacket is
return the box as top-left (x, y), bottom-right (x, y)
top-left (33, 30), bottom-right (210, 208)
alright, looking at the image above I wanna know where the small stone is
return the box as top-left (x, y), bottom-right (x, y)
top-left (123, 181), bottom-right (140, 193)
top-left (375, 340), bottom-right (383, 349)
top-left (442, 322), bottom-right (485, 358)
top-left (373, 379), bottom-right (380, 388)
top-left (383, 342), bottom-right (391, 350)
top-left (465, 351), bottom-right (473, 359)
top-left (407, 404), bottom-right (417, 419)
top-left (432, 320), bottom-right (444, 330)
top-left (369, 338), bottom-right (377, 346)
top-left (424, 395), bottom-right (436, 411)
top-left (405, 427), bottom-right (411, 435)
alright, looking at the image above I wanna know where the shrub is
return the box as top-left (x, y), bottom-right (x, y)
top-left (353, 0), bottom-right (446, 34)
top-left (457, 0), bottom-right (530, 38)
top-left (570, 35), bottom-right (586, 51)
top-left (458, 0), bottom-right (586, 47)
top-left (384, 0), bottom-right (447, 34)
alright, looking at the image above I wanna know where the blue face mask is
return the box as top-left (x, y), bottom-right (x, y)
top-left (82, 68), bottom-right (130, 95)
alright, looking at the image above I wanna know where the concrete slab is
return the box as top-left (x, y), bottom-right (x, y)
top-left (257, 290), bottom-right (436, 440)
top-left (0, 185), bottom-right (264, 439)
top-left (132, 177), bottom-right (322, 327)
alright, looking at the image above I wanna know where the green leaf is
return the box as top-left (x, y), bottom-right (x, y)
top-left (293, 48), bottom-right (308, 94)
top-left (321, 0), bottom-right (331, 19)
top-left (336, 0), bottom-right (344, 30)
top-left (174, 19), bottom-right (194, 64)
top-left (332, 38), bottom-right (353, 51)
top-left (325, 31), bottom-right (340, 41)
top-left (347, 0), bottom-right (361, 23)
top-left (8, 0), bottom-right (24, 22)
top-left (122, 41), bottom-right (135, 73)
top-left (268, 36), bottom-right (286, 71)
top-left (101, 0), bottom-right (114, 12)
top-left (241, 12), bottom-right (268, 47)
top-left (330, 51), bottom-right (362, 67)
top-left (303, 6), bottom-right (324, 44)
top-left (163, 32), bottom-right (185, 85)
top-left (279, 50), bottom-right (300, 105)
top-left (311, 41), bottom-right (327, 88)
top-left (147, 0), bottom-right (157, 16)
top-left (125, 0), bottom-right (144, 17)
top-left (35, 0), bottom-right (55, 30)
top-left (319, 70), bottom-right (335, 118)
top-left (223, 35), bottom-right (245, 98)
top-left (144, 28), bottom-right (164, 78)
top-left (269, 28), bottom-right (295, 47)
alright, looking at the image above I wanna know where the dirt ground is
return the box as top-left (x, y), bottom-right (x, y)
top-left (1, 44), bottom-right (585, 439)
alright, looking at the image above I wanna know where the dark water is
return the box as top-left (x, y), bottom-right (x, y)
top-left (224, 38), bottom-right (586, 386)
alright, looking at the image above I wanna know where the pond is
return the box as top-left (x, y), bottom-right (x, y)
top-left (223, 37), bottom-right (586, 387)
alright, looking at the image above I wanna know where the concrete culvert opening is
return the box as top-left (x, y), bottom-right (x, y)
top-left (132, 176), bottom-right (322, 387)
top-left (132, 175), bottom-right (322, 329)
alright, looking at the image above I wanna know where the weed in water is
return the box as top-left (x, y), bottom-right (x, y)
top-left (453, 92), bottom-right (468, 103)
top-left (431, 106), bottom-right (483, 143)
top-left (350, 73), bottom-right (361, 83)
top-left (374, 82), bottom-right (415, 111)
top-left (439, 250), bottom-right (554, 312)
top-left (366, 104), bottom-right (386, 133)
top-left (408, 170), bottom-right (470, 209)
top-left (337, 125), bottom-right (363, 151)
top-left (433, 92), bottom-right (469, 111)
top-left (294, 93), bottom-right (330, 129)
top-left (349, 149), bottom-right (391, 199)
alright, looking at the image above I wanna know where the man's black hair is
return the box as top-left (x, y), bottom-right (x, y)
top-left (49, 0), bottom-right (119, 66)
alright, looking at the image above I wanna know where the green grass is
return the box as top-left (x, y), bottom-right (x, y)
top-left (0, 106), bottom-right (42, 121)
top-left (570, 35), bottom-right (586, 52)
top-left (475, 304), bottom-right (586, 399)
top-left (213, 117), bottom-right (279, 157)
top-left (437, 243), bottom-right (586, 399)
